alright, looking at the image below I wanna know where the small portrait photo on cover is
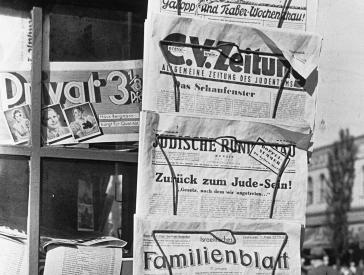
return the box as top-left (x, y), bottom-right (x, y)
top-left (41, 104), bottom-right (71, 144)
top-left (63, 102), bottom-right (101, 142)
top-left (4, 104), bottom-right (31, 144)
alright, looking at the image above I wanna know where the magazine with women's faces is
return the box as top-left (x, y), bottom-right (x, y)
top-left (42, 60), bottom-right (143, 144)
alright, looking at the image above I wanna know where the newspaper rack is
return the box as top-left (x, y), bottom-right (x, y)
top-left (157, 37), bottom-right (296, 218)
top-left (142, 3), bottom-right (306, 274)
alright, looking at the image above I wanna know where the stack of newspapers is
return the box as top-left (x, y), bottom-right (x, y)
top-left (136, 0), bottom-right (322, 274)
top-left (0, 226), bottom-right (27, 275)
top-left (41, 235), bottom-right (126, 275)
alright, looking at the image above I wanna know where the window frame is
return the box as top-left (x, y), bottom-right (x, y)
top-left (319, 173), bottom-right (326, 203)
top-left (0, 7), bottom-right (138, 274)
top-left (307, 176), bottom-right (313, 205)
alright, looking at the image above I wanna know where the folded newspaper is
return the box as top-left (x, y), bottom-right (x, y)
top-left (133, 216), bottom-right (301, 275)
top-left (147, 0), bottom-right (318, 31)
top-left (0, 14), bottom-right (32, 69)
top-left (0, 226), bottom-right (27, 275)
top-left (42, 60), bottom-right (143, 144)
top-left (137, 111), bottom-right (310, 224)
top-left (43, 246), bottom-right (122, 275)
top-left (143, 13), bottom-right (322, 128)
top-left (41, 235), bottom-right (126, 275)
top-left (41, 235), bottom-right (127, 252)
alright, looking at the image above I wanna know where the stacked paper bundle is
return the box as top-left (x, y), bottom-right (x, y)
top-left (41, 236), bottom-right (126, 275)
top-left (136, 0), bottom-right (322, 274)
top-left (0, 226), bottom-right (27, 275)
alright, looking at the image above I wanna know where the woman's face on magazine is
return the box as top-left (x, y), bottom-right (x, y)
top-left (46, 109), bottom-right (60, 129)
top-left (73, 108), bottom-right (82, 120)
top-left (14, 111), bottom-right (23, 122)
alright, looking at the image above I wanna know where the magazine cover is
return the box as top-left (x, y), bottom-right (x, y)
top-left (42, 60), bottom-right (143, 144)
top-left (41, 103), bottom-right (72, 144)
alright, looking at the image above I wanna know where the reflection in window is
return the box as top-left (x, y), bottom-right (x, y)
top-left (307, 176), bottom-right (313, 205)
top-left (0, 156), bottom-right (29, 232)
top-left (41, 159), bottom-right (137, 257)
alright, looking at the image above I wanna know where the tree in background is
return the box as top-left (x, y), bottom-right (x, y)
top-left (326, 129), bottom-right (357, 265)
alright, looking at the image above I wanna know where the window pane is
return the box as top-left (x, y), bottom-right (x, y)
top-left (319, 174), bottom-right (325, 203)
top-left (0, 156), bottom-right (29, 230)
top-left (41, 6), bottom-right (144, 148)
top-left (307, 176), bottom-right (313, 205)
top-left (40, 158), bottom-right (137, 257)
top-left (0, 156), bottom-right (29, 275)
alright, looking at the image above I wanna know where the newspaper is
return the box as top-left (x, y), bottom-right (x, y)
top-left (0, 69), bottom-right (31, 145)
top-left (0, 227), bottom-right (27, 275)
top-left (42, 61), bottom-right (143, 144)
top-left (148, 0), bottom-right (318, 31)
top-left (133, 216), bottom-right (301, 275)
top-left (143, 14), bottom-right (322, 128)
top-left (43, 246), bottom-right (122, 275)
top-left (41, 235), bottom-right (127, 252)
top-left (137, 111), bottom-right (310, 224)
top-left (0, 14), bottom-right (32, 69)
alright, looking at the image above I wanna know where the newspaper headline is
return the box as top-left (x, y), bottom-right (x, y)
top-left (137, 111), bottom-right (311, 224)
top-left (148, 0), bottom-right (318, 31)
top-left (133, 216), bottom-right (301, 274)
top-left (143, 14), bottom-right (322, 128)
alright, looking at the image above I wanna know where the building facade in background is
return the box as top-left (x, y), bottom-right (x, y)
top-left (305, 135), bottom-right (364, 259)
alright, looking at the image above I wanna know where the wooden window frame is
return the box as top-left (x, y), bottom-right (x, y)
top-left (0, 7), bottom-right (138, 274)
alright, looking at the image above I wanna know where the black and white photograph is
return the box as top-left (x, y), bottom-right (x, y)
top-left (41, 104), bottom-right (71, 144)
top-left (3, 0), bottom-right (364, 275)
top-left (4, 104), bottom-right (31, 144)
top-left (63, 102), bottom-right (101, 142)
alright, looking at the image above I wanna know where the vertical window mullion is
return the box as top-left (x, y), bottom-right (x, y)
top-left (28, 6), bottom-right (42, 275)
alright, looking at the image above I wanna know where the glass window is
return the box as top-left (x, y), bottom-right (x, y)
top-left (0, 156), bottom-right (29, 274)
top-left (0, 156), bottom-right (29, 231)
top-left (40, 158), bottom-right (137, 257)
top-left (319, 174), bottom-right (326, 203)
top-left (362, 166), bottom-right (364, 195)
top-left (41, 6), bottom-right (144, 149)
